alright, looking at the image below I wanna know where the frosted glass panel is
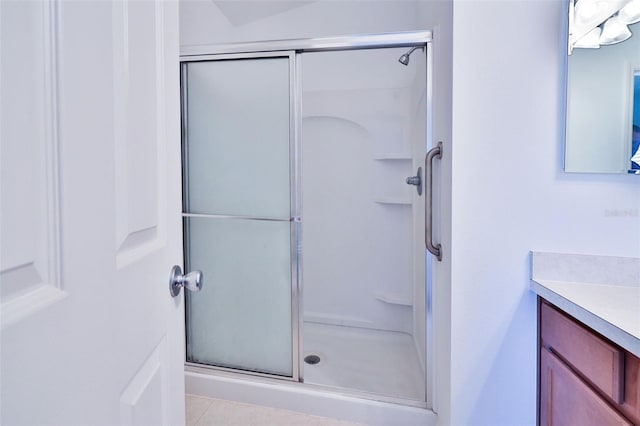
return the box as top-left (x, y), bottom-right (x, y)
top-left (185, 217), bottom-right (292, 376)
top-left (184, 58), bottom-right (290, 217)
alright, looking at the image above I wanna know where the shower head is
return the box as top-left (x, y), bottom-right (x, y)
top-left (398, 46), bottom-right (423, 66)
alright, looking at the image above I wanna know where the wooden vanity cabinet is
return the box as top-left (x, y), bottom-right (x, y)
top-left (538, 299), bottom-right (640, 426)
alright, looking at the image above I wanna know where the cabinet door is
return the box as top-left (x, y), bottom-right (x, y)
top-left (540, 301), bottom-right (624, 403)
top-left (540, 347), bottom-right (632, 426)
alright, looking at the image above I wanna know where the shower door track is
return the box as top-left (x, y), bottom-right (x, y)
top-left (180, 31), bottom-right (432, 58)
top-left (180, 30), bottom-right (434, 409)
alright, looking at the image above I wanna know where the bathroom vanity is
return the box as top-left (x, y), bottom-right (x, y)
top-left (531, 252), bottom-right (640, 425)
top-left (538, 300), bottom-right (639, 425)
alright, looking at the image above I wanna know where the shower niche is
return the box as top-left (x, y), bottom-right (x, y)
top-left (180, 36), bottom-right (431, 406)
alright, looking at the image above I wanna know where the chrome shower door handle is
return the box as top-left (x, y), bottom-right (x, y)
top-left (169, 265), bottom-right (203, 297)
top-left (425, 142), bottom-right (442, 261)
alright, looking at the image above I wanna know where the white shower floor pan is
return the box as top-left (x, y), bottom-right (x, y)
top-left (185, 324), bottom-right (432, 425)
top-left (303, 322), bottom-right (425, 401)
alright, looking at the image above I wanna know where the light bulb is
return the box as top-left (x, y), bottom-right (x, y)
top-left (618, 0), bottom-right (640, 24)
top-left (575, 0), bottom-right (610, 26)
top-left (600, 16), bottom-right (632, 44)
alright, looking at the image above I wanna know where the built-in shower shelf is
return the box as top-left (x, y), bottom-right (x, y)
top-left (374, 292), bottom-right (412, 307)
top-left (374, 197), bottom-right (411, 205)
top-left (374, 154), bottom-right (412, 160)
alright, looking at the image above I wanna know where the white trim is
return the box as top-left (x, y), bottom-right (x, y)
top-left (43, 0), bottom-right (62, 293)
top-left (425, 39), bottom-right (435, 412)
top-left (627, 64), bottom-right (639, 166)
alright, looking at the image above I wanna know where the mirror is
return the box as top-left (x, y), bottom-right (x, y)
top-left (565, 0), bottom-right (640, 174)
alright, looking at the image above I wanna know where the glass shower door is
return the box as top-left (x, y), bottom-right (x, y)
top-left (181, 54), bottom-right (296, 378)
top-left (300, 46), bottom-right (427, 401)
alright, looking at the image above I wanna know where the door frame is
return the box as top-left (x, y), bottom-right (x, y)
top-left (179, 31), bottom-right (435, 408)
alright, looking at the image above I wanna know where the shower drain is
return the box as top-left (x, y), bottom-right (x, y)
top-left (304, 355), bottom-right (321, 365)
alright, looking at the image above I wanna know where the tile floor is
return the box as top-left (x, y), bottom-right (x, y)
top-left (186, 394), bottom-right (366, 426)
top-left (303, 322), bottom-right (424, 400)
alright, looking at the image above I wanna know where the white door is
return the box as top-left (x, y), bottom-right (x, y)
top-left (1, 1), bottom-right (185, 424)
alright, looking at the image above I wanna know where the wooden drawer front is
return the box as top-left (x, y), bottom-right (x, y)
top-left (541, 301), bottom-right (624, 403)
top-left (540, 347), bottom-right (632, 426)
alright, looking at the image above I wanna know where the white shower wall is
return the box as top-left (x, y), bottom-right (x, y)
top-left (301, 49), bottom-right (425, 336)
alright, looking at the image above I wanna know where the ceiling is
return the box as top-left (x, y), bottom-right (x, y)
top-left (212, 1), bottom-right (315, 26)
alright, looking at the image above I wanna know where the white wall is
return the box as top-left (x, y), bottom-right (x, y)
top-left (180, 1), bottom-right (422, 45)
top-left (449, 1), bottom-right (640, 425)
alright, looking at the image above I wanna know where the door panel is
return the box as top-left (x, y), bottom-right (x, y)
top-left (0, 1), bottom-right (183, 424)
top-left (181, 54), bottom-right (295, 378)
top-left (183, 58), bottom-right (291, 218)
top-left (113, 0), bottom-right (164, 266)
top-left (0, 0), bottom-right (65, 329)
top-left (119, 338), bottom-right (168, 426)
top-left (185, 217), bottom-right (293, 376)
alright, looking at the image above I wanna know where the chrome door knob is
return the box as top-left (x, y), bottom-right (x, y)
top-left (169, 265), bottom-right (203, 297)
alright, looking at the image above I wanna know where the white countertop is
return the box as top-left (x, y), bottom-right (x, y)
top-left (530, 252), bottom-right (640, 358)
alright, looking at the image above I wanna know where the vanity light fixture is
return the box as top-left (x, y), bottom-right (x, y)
top-left (570, 0), bottom-right (636, 51)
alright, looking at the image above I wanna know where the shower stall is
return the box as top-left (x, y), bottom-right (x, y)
top-left (180, 32), bottom-right (438, 419)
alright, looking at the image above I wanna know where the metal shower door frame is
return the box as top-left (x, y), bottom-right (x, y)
top-left (181, 50), bottom-right (301, 382)
top-left (180, 30), bottom-right (434, 408)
